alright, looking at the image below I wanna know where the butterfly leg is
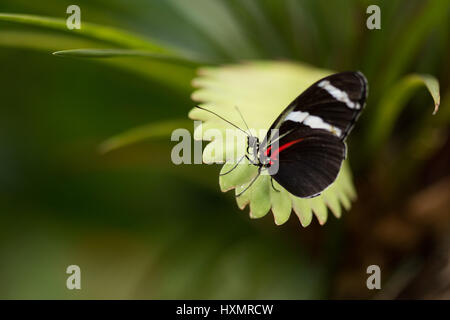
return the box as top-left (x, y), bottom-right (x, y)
top-left (219, 154), bottom-right (245, 176)
top-left (270, 177), bottom-right (280, 192)
top-left (245, 154), bottom-right (258, 166)
top-left (236, 166), bottom-right (262, 197)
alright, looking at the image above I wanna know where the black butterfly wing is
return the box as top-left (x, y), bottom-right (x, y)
top-left (266, 125), bottom-right (346, 198)
top-left (261, 71), bottom-right (367, 148)
top-left (261, 71), bottom-right (367, 198)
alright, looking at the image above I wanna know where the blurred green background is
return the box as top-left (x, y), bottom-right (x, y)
top-left (0, 0), bottom-right (449, 299)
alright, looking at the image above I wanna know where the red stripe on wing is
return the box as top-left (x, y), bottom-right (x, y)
top-left (268, 138), bottom-right (304, 162)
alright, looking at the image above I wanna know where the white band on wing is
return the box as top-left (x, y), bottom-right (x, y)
top-left (285, 111), bottom-right (342, 138)
top-left (318, 80), bottom-right (360, 110)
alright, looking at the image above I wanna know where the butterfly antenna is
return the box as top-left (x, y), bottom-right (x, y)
top-left (234, 106), bottom-right (252, 137)
top-left (194, 106), bottom-right (249, 136)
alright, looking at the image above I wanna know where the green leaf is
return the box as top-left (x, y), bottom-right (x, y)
top-left (167, 0), bottom-right (259, 60)
top-left (0, 13), bottom-right (203, 90)
top-left (190, 61), bottom-right (358, 226)
top-left (248, 175), bottom-right (272, 219)
top-left (99, 119), bottom-right (191, 154)
top-left (270, 180), bottom-right (292, 225)
top-left (52, 49), bottom-right (202, 66)
top-left (364, 74), bottom-right (440, 158)
top-left (219, 159), bottom-right (257, 192)
top-left (375, 0), bottom-right (448, 93)
top-left (0, 30), bottom-right (195, 91)
top-left (0, 13), bottom-right (173, 53)
top-left (292, 194), bottom-right (313, 227)
top-left (0, 30), bottom-right (101, 51)
top-left (419, 75), bottom-right (440, 115)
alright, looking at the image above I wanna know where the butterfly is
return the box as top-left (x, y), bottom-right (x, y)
top-left (196, 71), bottom-right (368, 198)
